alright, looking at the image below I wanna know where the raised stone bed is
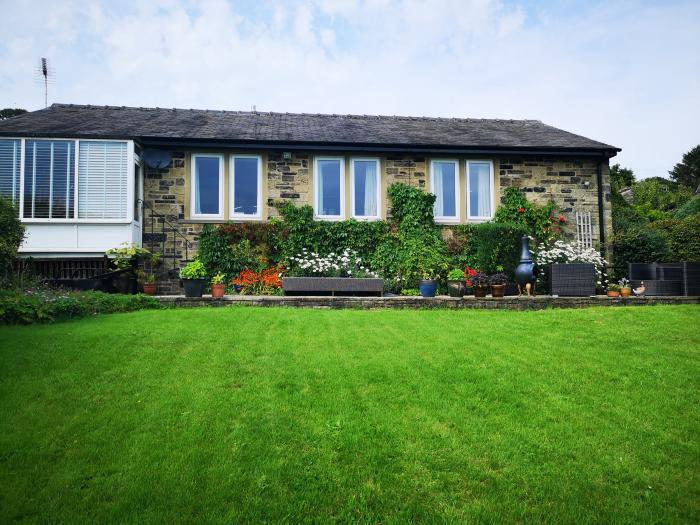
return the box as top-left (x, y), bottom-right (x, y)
top-left (282, 277), bottom-right (384, 296)
top-left (156, 294), bottom-right (699, 310)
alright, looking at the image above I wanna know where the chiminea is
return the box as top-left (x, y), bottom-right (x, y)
top-left (514, 236), bottom-right (537, 296)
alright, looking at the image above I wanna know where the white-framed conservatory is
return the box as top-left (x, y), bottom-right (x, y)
top-left (0, 137), bottom-right (142, 257)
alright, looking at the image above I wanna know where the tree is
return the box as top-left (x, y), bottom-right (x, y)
top-left (609, 164), bottom-right (635, 192)
top-left (669, 145), bottom-right (700, 191)
top-left (0, 108), bottom-right (27, 120)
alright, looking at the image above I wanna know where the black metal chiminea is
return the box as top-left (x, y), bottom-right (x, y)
top-left (514, 236), bottom-right (537, 295)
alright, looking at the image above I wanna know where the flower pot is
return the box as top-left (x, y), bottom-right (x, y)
top-left (491, 284), bottom-right (506, 298)
top-left (419, 279), bottom-right (438, 298)
top-left (620, 287), bottom-right (631, 298)
top-left (143, 282), bottom-right (157, 296)
top-left (182, 278), bottom-right (207, 298)
top-left (211, 283), bottom-right (225, 298)
top-left (113, 273), bottom-right (136, 294)
top-left (607, 290), bottom-right (620, 298)
top-left (474, 285), bottom-right (489, 298)
top-left (447, 280), bottom-right (466, 297)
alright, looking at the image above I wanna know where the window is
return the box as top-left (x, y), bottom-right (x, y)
top-left (230, 155), bottom-right (262, 219)
top-left (314, 157), bottom-right (344, 219)
top-left (191, 154), bottom-right (223, 218)
top-left (467, 161), bottom-right (493, 220)
top-left (431, 160), bottom-right (459, 221)
top-left (24, 140), bottom-right (75, 219)
top-left (351, 158), bottom-right (380, 219)
top-left (78, 141), bottom-right (128, 219)
top-left (0, 139), bottom-right (21, 209)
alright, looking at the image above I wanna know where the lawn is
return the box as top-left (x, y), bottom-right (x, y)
top-left (1, 306), bottom-right (699, 524)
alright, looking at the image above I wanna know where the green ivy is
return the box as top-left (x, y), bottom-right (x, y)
top-left (493, 187), bottom-right (559, 242)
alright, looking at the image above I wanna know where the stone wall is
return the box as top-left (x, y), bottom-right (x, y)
top-left (497, 158), bottom-right (612, 246)
top-left (143, 150), bottom-right (612, 295)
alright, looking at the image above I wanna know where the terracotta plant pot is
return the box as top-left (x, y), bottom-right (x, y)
top-left (607, 290), bottom-right (620, 297)
top-left (620, 287), bottom-right (631, 298)
top-left (474, 285), bottom-right (489, 298)
top-left (491, 284), bottom-right (505, 298)
top-left (211, 283), bottom-right (226, 298)
top-left (143, 282), bottom-right (157, 296)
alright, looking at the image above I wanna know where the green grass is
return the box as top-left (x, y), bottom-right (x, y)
top-left (1, 306), bottom-right (699, 524)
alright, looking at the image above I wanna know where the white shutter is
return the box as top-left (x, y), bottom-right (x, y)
top-left (78, 141), bottom-right (128, 219)
top-left (0, 139), bottom-right (21, 207)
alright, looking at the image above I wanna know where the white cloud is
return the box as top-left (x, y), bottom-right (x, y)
top-left (0, 0), bottom-right (698, 177)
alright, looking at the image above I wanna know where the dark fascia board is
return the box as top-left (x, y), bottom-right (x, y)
top-left (137, 137), bottom-right (620, 159)
top-left (0, 131), bottom-right (621, 158)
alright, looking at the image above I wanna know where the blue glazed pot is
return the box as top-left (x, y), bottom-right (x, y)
top-left (419, 279), bottom-right (438, 297)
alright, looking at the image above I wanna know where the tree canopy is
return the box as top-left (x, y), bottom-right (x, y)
top-left (669, 144), bottom-right (700, 191)
top-left (0, 108), bottom-right (27, 120)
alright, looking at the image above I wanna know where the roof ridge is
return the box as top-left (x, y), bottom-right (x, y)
top-left (48, 103), bottom-right (542, 124)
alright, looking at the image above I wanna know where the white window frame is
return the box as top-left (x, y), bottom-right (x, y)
top-left (430, 159), bottom-right (460, 223)
top-left (350, 157), bottom-right (381, 221)
top-left (466, 159), bottom-right (495, 222)
top-left (313, 156), bottom-right (345, 221)
top-left (229, 154), bottom-right (263, 221)
top-left (190, 153), bottom-right (224, 220)
top-left (6, 137), bottom-right (135, 224)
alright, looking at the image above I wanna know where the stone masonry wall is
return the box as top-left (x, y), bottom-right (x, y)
top-left (497, 157), bottom-right (612, 245)
top-left (143, 150), bottom-right (612, 294)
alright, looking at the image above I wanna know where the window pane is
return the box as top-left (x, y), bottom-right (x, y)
top-left (233, 157), bottom-right (259, 215)
top-left (433, 162), bottom-right (456, 218)
top-left (317, 159), bottom-right (341, 216)
top-left (353, 160), bottom-right (378, 217)
top-left (194, 156), bottom-right (220, 215)
top-left (469, 162), bottom-right (491, 217)
top-left (0, 139), bottom-right (21, 210)
top-left (24, 140), bottom-right (75, 219)
top-left (78, 141), bottom-right (128, 219)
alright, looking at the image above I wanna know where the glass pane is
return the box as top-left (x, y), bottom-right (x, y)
top-left (78, 141), bottom-right (128, 219)
top-left (194, 156), bottom-right (220, 215)
top-left (469, 162), bottom-right (491, 217)
top-left (318, 159), bottom-right (341, 216)
top-left (233, 157), bottom-right (259, 215)
top-left (24, 140), bottom-right (74, 219)
top-left (0, 139), bottom-right (21, 210)
top-left (433, 162), bottom-right (456, 218)
top-left (353, 160), bottom-right (377, 217)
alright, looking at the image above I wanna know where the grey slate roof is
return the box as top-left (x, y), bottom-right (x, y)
top-left (0, 103), bottom-right (620, 153)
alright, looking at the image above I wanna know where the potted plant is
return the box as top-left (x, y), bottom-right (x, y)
top-left (418, 274), bottom-right (439, 298)
top-left (464, 266), bottom-right (477, 296)
top-left (211, 272), bottom-right (226, 299)
top-left (472, 271), bottom-right (489, 298)
top-left (619, 277), bottom-right (631, 297)
top-left (489, 266), bottom-right (508, 298)
top-left (447, 268), bottom-right (467, 297)
top-left (106, 243), bottom-right (151, 294)
top-left (179, 259), bottom-right (208, 298)
top-left (142, 274), bottom-right (157, 295)
top-left (607, 283), bottom-right (621, 297)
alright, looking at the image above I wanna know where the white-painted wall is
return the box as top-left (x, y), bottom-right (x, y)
top-left (19, 222), bottom-right (139, 256)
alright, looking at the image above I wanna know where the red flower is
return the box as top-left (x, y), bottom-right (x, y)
top-left (517, 207), bottom-right (525, 214)
top-left (558, 215), bottom-right (565, 223)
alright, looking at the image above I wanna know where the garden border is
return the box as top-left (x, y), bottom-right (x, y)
top-left (156, 295), bottom-right (700, 310)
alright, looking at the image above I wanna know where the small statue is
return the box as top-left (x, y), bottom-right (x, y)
top-left (515, 236), bottom-right (537, 296)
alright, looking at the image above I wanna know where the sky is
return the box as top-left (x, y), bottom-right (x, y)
top-left (1, 0), bottom-right (699, 178)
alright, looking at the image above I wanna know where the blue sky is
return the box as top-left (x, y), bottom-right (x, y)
top-left (1, 0), bottom-right (699, 178)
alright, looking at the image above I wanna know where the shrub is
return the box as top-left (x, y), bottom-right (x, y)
top-left (450, 222), bottom-right (529, 276)
top-left (386, 183), bottom-right (435, 232)
top-left (0, 287), bottom-right (161, 325)
top-left (286, 249), bottom-right (378, 278)
top-left (633, 177), bottom-right (693, 214)
top-left (611, 227), bottom-right (671, 269)
top-left (536, 240), bottom-right (607, 290)
top-left (179, 259), bottom-right (208, 280)
top-left (493, 187), bottom-right (559, 242)
top-left (232, 266), bottom-right (283, 295)
top-left (674, 196), bottom-right (700, 219)
top-left (0, 198), bottom-right (24, 284)
top-left (648, 213), bottom-right (700, 262)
